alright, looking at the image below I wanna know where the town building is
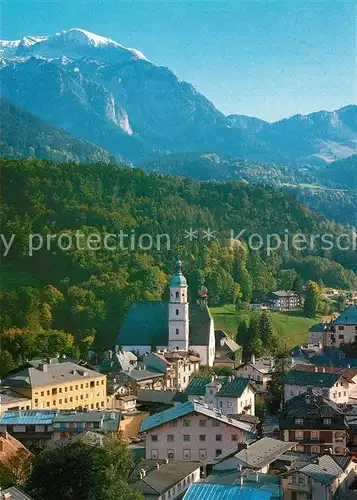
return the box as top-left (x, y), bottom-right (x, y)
top-left (145, 350), bottom-right (200, 391)
top-left (116, 260), bottom-right (216, 366)
top-left (236, 357), bottom-right (274, 393)
top-left (0, 391), bottom-right (31, 415)
top-left (207, 437), bottom-right (297, 475)
top-left (214, 330), bottom-right (242, 368)
top-left (129, 459), bottom-right (201, 500)
top-left (0, 431), bottom-right (32, 464)
top-left (281, 454), bottom-right (357, 500)
top-left (52, 410), bottom-right (121, 439)
top-left (327, 304), bottom-right (357, 347)
top-left (179, 375), bottom-right (256, 415)
top-left (98, 349), bottom-right (138, 375)
top-left (139, 400), bottom-right (252, 462)
top-left (280, 389), bottom-right (349, 455)
top-left (0, 487), bottom-right (35, 500)
top-left (0, 410), bottom-right (55, 448)
top-left (284, 369), bottom-right (353, 404)
top-left (1, 360), bottom-right (107, 411)
top-left (310, 305), bottom-right (357, 348)
top-left (264, 291), bottom-right (301, 310)
top-left (183, 483), bottom-right (273, 500)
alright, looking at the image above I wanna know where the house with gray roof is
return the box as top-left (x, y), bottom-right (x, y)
top-left (129, 459), bottom-right (201, 499)
top-left (207, 437), bottom-right (297, 475)
top-left (116, 259), bottom-right (216, 366)
top-left (281, 454), bottom-right (357, 500)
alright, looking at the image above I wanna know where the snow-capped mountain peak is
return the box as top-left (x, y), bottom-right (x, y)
top-left (0, 28), bottom-right (148, 63)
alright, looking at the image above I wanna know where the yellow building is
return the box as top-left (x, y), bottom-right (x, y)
top-left (2, 361), bottom-right (107, 411)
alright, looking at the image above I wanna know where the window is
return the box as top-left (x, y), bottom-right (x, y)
top-left (339, 326), bottom-right (344, 330)
top-left (215, 449), bottom-right (222, 457)
top-left (175, 292), bottom-right (179, 298)
top-left (339, 335), bottom-right (344, 340)
top-left (311, 430), bottom-right (319, 440)
top-left (169, 420), bottom-right (177, 427)
top-left (183, 449), bottom-right (191, 460)
top-left (227, 401), bottom-right (232, 408)
top-left (199, 435), bottom-right (206, 442)
top-left (212, 421), bottom-right (220, 427)
top-left (216, 434), bottom-right (222, 441)
top-left (295, 430), bottom-right (304, 440)
top-left (298, 476), bottom-right (305, 485)
top-left (294, 418), bottom-right (303, 424)
top-left (34, 399), bottom-right (38, 405)
top-left (151, 449), bottom-right (158, 459)
top-left (167, 449), bottom-right (175, 459)
top-left (75, 385), bottom-right (78, 390)
top-left (40, 391), bottom-right (44, 397)
top-left (219, 401), bottom-right (223, 408)
top-left (183, 435), bottom-right (190, 442)
top-left (199, 449), bottom-right (207, 460)
top-left (47, 390), bottom-right (50, 395)
top-left (231, 434), bottom-right (238, 441)
top-left (176, 328), bottom-right (179, 335)
top-left (176, 309), bottom-right (179, 316)
top-left (199, 420), bottom-right (206, 427)
top-left (183, 419), bottom-right (191, 427)
top-left (151, 435), bottom-right (158, 442)
top-left (167, 435), bottom-right (174, 442)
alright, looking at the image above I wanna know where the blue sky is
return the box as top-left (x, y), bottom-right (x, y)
top-left (2, 0), bottom-right (356, 121)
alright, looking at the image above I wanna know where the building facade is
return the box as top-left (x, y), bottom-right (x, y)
top-left (2, 361), bottom-right (107, 411)
top-left (140, 401), bottom-right (252, 462)
top-left (281, 389), bottom-right (349, 455)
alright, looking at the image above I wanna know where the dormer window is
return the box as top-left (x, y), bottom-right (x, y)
top-left (323, 418), bottom-right (332, 425)
top-left (295, 418), bottom-right (303, 424)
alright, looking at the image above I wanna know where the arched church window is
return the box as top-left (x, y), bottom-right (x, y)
top-left (176, 291), bottom-right (179, 298)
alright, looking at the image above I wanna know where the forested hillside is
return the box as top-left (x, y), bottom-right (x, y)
top-left (0, 97), bottom-right (123, 165)
top-left (1, 159), bottom-right (356, 360)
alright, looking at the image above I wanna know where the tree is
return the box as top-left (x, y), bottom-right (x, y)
top-left (26, 437), bottom-right (142, 500)
top-left (246, 314), bottom-right (263, 358)
top-left (259, 312), bottom-right (273, 348)
top-left (303, 280), bottom-right (321, 318)
top-left (236, 320), bottom-right (249, 358)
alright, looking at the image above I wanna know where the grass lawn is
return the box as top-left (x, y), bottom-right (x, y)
top-left (211, 304), bottom-right (321, 349)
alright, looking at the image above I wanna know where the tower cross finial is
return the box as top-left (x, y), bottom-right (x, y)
top-left (176, 255), bottom-right (182, 275)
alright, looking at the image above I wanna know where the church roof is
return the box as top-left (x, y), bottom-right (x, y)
top-left (116, 301), bottom-right (212, 347)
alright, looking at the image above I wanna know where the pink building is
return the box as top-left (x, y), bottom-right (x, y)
top-left (140, 401), bottom-right (252, 462)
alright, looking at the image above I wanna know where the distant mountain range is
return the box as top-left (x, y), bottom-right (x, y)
top-left (1, 28), bottom-right (356, 166)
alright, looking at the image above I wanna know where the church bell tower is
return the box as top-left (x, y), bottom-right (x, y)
top-left (168, 257), bottom-right (189, 351)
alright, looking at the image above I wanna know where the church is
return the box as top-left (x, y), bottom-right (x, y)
top-left (116, 259), bottom-right (216, 366)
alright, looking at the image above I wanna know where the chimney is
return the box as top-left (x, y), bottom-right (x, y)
top-left (3, 493), bottom-right (12, 500)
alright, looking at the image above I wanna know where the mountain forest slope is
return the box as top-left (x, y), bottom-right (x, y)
top-left (0, 97), bottom-right (123, 164)
top-left (1, 158), bottom-right (356, 348)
